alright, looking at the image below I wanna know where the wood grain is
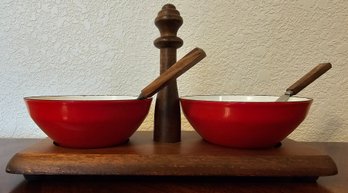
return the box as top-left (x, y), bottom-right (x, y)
top-left (6, 131), bottom-right (337, 178)
top-left (138, 48), bottom-right (206, 99)
top-left (286, 63), bottom-right (332, 95)
top-left (2, 137), bottom-right (347, 193)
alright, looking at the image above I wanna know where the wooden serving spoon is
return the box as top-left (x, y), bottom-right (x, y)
top-left (276, 63), bottom-right (332, 102)
top-left (137, 47), bottom-right (206, 99)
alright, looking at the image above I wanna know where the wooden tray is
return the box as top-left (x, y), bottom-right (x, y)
top-left (6, 131), bottom-right (337, 180)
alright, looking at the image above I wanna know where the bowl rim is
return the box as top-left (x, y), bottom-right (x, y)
top-left (24, 95), bottom-right (152, 101)
top-left (180, 95), bottom-right (313, 103)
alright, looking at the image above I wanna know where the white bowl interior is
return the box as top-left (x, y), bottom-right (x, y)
top-left (180, 95), bottom-right (311, 102)
top-left (25, 95), bottom-right (139, 101)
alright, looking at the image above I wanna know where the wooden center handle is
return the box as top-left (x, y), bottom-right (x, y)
top-left (153, 4), bottom-right (183, 143)
top-left (138, 48), bottom-right (206, 99)
top-left (286, 63), bottom-right (332, 95)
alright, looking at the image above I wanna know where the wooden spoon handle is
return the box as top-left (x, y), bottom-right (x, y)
top-left (286, 63), bottom-right (332, 95)
top-left (138, 48), bottom-right (206, 99)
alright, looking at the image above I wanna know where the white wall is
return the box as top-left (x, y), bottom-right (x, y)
top-left (1, 0), bottom-right (347, 141)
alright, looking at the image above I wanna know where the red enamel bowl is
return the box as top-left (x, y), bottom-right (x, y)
top-left (180, 95), bottom-right (312, 148)
top-left (25, 96), bottom-right (152, 148)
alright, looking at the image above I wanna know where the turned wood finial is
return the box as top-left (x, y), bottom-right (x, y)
top-left (154, 4), bottom-right (183, 49)
top-left (153, 4), bottom-right (183, 143)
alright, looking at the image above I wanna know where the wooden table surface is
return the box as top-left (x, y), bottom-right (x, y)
top-left (1, 138), bottom-right (347, 193)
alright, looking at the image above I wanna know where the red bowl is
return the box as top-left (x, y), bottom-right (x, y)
top-left (180, 95), bottom-right (312, 148)
top-left (25, 96), bottom-right (152, 148)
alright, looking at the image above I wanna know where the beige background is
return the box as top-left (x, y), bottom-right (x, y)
top-left (1, 0), bottom-right (347, 141)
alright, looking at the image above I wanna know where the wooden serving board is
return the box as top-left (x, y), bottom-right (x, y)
top-left (6, 131), bottom-right (337, 180)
